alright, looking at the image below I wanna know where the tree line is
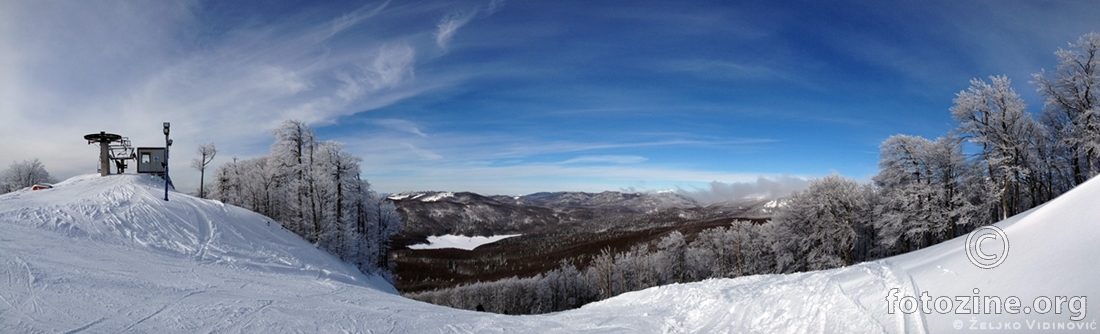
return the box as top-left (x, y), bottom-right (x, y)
top-left (211, 120), bottom-right (403, 279)
top-left (407, 32), bottom-right (1100, 314)
top-left (0, 159), bottom-right (57, 193)
top-left (405, 223), bottom-right (776, 314)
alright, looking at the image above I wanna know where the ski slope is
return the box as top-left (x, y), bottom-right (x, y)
top-left (1, 174), bottom-right (1097, 333)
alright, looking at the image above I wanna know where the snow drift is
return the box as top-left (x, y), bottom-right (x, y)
top-left (1, 173), bottom-right (1097, 332)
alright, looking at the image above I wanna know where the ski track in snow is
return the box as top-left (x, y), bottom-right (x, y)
top-left (1, 174), bottom-right (1098, 333)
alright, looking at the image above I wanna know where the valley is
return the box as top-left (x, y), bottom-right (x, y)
top-left (387, 191), bottom-right (776, 293)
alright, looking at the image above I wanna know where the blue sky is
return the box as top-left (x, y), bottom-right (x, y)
top-left (2, 1), bottom-right (1098, 198)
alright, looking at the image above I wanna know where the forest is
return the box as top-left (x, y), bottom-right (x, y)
top-left (406, 32), bottom-right (1100, 314)
top-left (209, 120), bottom-right (404, 279)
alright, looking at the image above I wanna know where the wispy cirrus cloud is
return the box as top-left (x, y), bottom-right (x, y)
top-left (559, 155), bottom-right (648, 165)
top-left (332, 121), bottom-right (784, 194)
top-left (373, 119), bottom-right (428, 137)
top-left (335, 43), bottom-right (416, 101)
top-left (666, 59), bottom-right (780, 79)
top-left (435, 12), bottom-right (476, 51)
top-left (434, 0), bottom-right (504, 51)
top-left (328, 1), bottom-right (390, 39)
top-left (0, 1), bottom-right (476, 191)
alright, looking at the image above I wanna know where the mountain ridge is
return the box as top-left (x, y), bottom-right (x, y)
top-left (388, 189), bottom-right (757, 242)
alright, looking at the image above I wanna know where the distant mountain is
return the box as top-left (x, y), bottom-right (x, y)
top-left (389, 190), bottom-right (699, 210)
top-left (507, 191), bottom-right (699, 211)
top-left (387, 189), bottom-right (784, 293)
top-left (388, 190), bottom-right (711, 242)
top-left (387, 191), bottom-right (560, 240)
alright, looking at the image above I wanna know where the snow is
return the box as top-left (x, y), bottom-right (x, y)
top-left (407, 234), bottom-right (522, 250)
top-left (420, 192), bottom-right (454, 202)
top-left (387, 193), bottom-right (413, 201)
top-left (2, 173), bottom-right (1098, 332)
top-left (763, 198), bottom-right (787, 208)
top-left (387, 191), bottom-right (455, 202)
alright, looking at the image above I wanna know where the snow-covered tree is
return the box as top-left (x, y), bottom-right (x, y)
top-left (951, 75), bottom-right (1042, 219)
top-left (657, 231), bottom-right (687, 283)
top-left (1, 159), bottom-right (57, 193)
top-left (691, 226), bottom-right (732, 278)
top-left (369, 191), bottom-right (403, 272)
top-left (211, 120), bottom-right (402, 279)
top-left (588, 247), bottom-right (617, 299)
top-left (269, 119), bottom-right (317, 239)
top-left (771, 175), bottom-right (874, 272)
top-left (873, 135), bottom-right (993, 254)
top-left (190, 142), bottom-right (217, 198)
top-left (732, 220), bottom-right (773, 276)
top-left (1033, 32), bottom-right (1100, 184)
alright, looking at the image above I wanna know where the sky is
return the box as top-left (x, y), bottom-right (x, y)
top-left (2, 1), bottom-right (1099, 199)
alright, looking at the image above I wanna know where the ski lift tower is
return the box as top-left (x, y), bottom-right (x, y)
top-left (84, 131), bottom-right (136, 176)
top-left (84, 131), bottom-right (124, 176)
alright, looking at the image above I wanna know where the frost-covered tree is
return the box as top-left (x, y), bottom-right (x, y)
top-left (211, 120), bottom-right (402, 279)
top-left (1, 159), bottom-right (57, 193)
top-left (1030, 114), bottom-right (1076, 201)
top-left (270, 119), bottom-right (317, 239)
top-left (1033, 32), bottom-right (1100, 184)
top-left (951, 75), bottom-right (1041, 219)
top-left (873, 135), bottom-right (993, 254)
top-left (772, 175), bottom-right (874, 272)
top-left (190, 143), bottom-right (217, 198)
top-left (369, 191), bottom-right (403, 271)
top-left (692, 226), bottom-right (733, 278)
top-left (734, 220), bottom-right (774, 276)
top-left (874, 134), bottom-right (934, 252)
top-left (657, 231), bottom-right (687, 283)
top-left (588, 248), bottom-right (617, 299)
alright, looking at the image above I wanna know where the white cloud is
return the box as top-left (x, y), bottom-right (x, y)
top-left (559, 155), bottom-right (647, 164)
top-left (332, 127), bottom-right (783, 195)
top-left (366, 161), bottom-right (786, 195)
top-left (373, 119), bottom-right (428, 137)
top-left (401, 143), bottom-right (443, 161)
top-left (435, 12), bottom-right (476, 51)
top-left (676, 176), bottom-right (811, 204)
top-left (0, 2), bottom-right (460, 194)
top-left (368, 43), bottom-right (417, 90)
top-left (336, 43), bottom-right (416, 101)
top-left (328, 1), bottom-right (390, 39)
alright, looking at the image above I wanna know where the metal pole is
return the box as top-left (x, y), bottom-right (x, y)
top-left (164, 122), bottom-right (170, 201)
top-left (99, 131), bottom-right (110, 176)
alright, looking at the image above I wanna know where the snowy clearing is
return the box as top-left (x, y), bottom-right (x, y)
top-left (407, 234), bottom-right (523, 250)
top-left (1, 174), bottom-right (1097, 333)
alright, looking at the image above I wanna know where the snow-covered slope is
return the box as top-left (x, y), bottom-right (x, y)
top-left (2, 174), bottom-right (1098, 332)
top-left (408, 234), bottom-right (523, 250)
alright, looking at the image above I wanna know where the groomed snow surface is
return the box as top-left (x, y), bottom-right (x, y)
top-left (408, 234), bottom-right (522, 251)
top-left (2, 174), bottom-right (1097, 333)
